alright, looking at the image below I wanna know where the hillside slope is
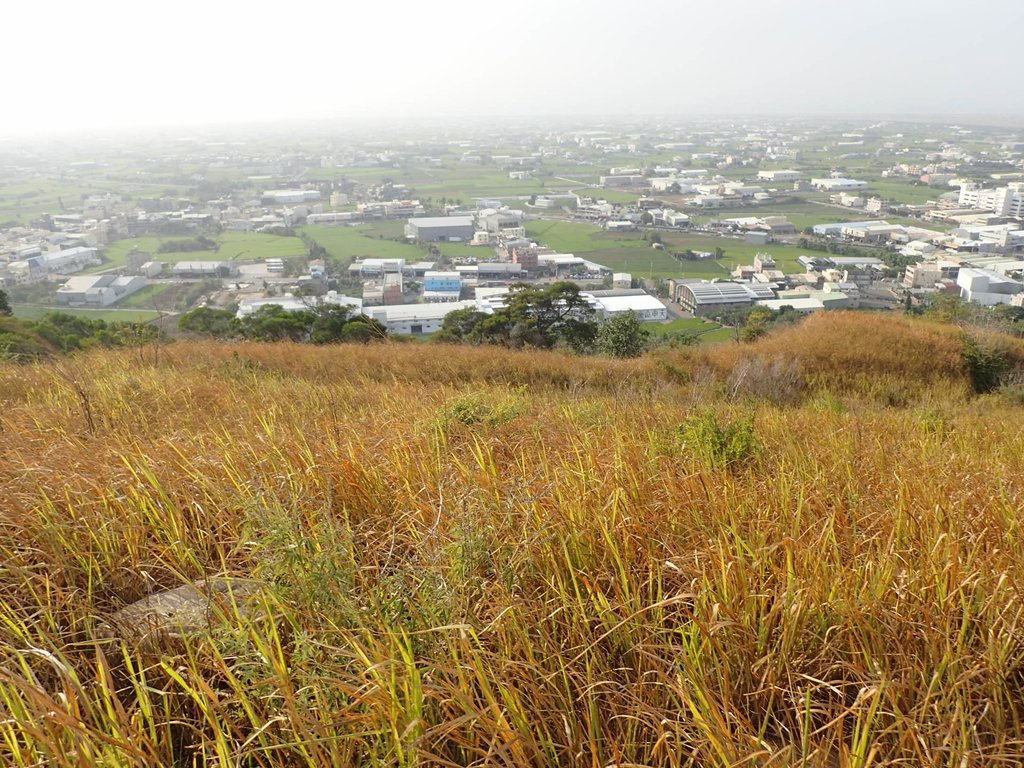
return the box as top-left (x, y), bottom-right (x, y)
top-left (2, 314), bottom-right (1024, 766)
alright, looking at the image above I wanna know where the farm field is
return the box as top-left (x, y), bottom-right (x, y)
top-left (300, 224), bottom-right (425, 264)
top-left (646, 316), bottom-right (723, 336)
top-left (0, 176), bottom-right (186, 225)
top-left (861, 179), bottom-right (946, 206)
top-left (95, 232), bottom-right (307, 272)
top-left (525, 220), bottom-right (806, 276)
top-left (691, 202), bottom-right (935, 233)
top-left (437, 241), bottom-right (487, 258)
top-left (117, 283), bottom-right (174, 308)
top-left (11, 304), bottom-right (162, 322)
top-left (305, 163), bottom-right (627, 205)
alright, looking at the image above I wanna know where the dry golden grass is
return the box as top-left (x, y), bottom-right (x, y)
top-left (2, 318), bottom-right (1024, 766)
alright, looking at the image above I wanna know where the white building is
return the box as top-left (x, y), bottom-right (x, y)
top-left (55, 275), bottom-right (148, 307)
top-left (957, 183), bottom-right (1024, 218)
top-left (585, 292), bottom-right (668, 321)
top-left (810, 178), bottom-right (869, 191)
top-left (757, 170), bottom-right (802, 182)
top-left (348, 258), bottom-right (406, 278)
top-left (262, 189), bottom-right (321, 204)
top-left (903, 262), bottom-right (943, 290)
top-left (307, 212), bottom-right (356, 225)
top-left (957, 267), bottom-right (1024, 305)
top-left (363, 300), bottom-right (479, 335)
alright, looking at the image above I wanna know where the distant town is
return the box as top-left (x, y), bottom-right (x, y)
top-left (3, 117), bottom-right (1024, 341)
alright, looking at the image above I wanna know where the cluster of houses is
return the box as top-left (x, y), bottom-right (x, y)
top-left (666, 251), bottom-right (872, 317)
top-left (597, 166), bottom-right (874, 210)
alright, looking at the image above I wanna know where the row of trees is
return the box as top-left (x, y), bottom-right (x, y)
top-left (434, 282), bottom-right (649, 358)
top-left (1, 309), bottom-right (161, 361)
top-left (178, 304), bottom-right (387, 344)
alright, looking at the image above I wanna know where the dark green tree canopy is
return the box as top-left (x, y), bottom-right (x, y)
top-left (178, 303), bottom-right (386, 345)
top-left (598, 311), bottom-right (649, 358)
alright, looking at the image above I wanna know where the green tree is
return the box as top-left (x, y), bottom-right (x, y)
top-left (433, 307), bottom-right (491, 343)
top-left (598, 311), bottom-right (649, 358)
top-left (309, 304), bottom-right (354, 344)
top-left (922, 294), bottom-right (971, 324)
top-left (740, 306), bottom-right (775, 342)
top-left (503, 282), bottom-right (597, 350)
top-left (178, 307), bottom-right (236, 338)
top-left (232, 304), bottom-right (315, 342)
top-left (435, 283), bottom-right (598, 352)
top-left (0, 289), bottom-right (11, 317)
top-left (338, 316), bottom-right (388, 343)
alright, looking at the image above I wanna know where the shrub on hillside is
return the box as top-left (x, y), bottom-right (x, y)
top-left (678, 410), bottom-right (759, 469)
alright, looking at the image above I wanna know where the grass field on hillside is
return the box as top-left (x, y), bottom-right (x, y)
top-left (117, 283), bottom-right (174, 308)
top-left (647, 316), bottom-right (722, 335)
top-left (11, 304), bottom-right (162, 322)
top-left (3, 314), bottom-right (1024, 765)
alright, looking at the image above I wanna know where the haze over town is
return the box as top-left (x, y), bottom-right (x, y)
top-left (4, 0), bottom-right (1022, 138)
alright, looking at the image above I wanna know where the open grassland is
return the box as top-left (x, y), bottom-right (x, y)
top-left (526, 220), bottom-right (805, 276)
top-left (96, 232), bottom-right (307, 272)
top-left (0, 179), bottom-right (192, 227)
top-left (690, 202), bottom-right (934, 233)
top-left (4, 314), bottom-right (1024, 765)
top-left (859, 180), bottom-right (944, 206)
top-left (0, 176), bottom-right (187, 225)
top-left (306, 165), bottom-right (553, 201)
top-left (0, 179), bottom-right (105, 223)
top-left (647, 316), bottom-right (723, 337)
top-left (117, 283), bottom-right (174, 308)
top-left (11, 305), bottom-right (162, 322)
top-left (300, 223), bottom-right (425, 263)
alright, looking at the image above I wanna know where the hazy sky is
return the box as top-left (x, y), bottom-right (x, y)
top-left (3, 0), bottom-right (1022, 137)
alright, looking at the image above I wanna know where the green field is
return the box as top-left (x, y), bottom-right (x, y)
top-left (300, 224), bottom-right (425, 264)
top-left (437, 241), bottom-right (487, 258)
top-left (647, 317), bottom-right (733, 344)
top-left (0, 176), bottom-right (189, 225)
top-left (0, 180), bottom-right (102, 224)
top-left (96, 232), bottom-right (307, 272)
top-left (861, 179), bottom-right (945, 206)
top-left (525, 220), bottom-right (806, 277)
top-left (12, 305), bottom-right (162, 323)
top-left (694, 326), bottom-right (738, 344)
top-left (646, 317), bottom-right (720, 335)
top-left (582, 248), bottom-right (732, 279)
top-left (566, 188), bottom-right (637, 204)
top-left (118, 283), bottom-right (174, 308)
top-left (303, 163), bottom-right (616, 205)
top-left (692, 202), bottom-right (934, 233)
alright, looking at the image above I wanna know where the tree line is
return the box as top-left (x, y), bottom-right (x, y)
top-left (178, 304), bottom-right (387, 344)
top-left (0, 298), bottom-right (161, 361)
top-left (434, 282), bottom-right (650, 358)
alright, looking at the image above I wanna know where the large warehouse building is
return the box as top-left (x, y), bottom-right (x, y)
top-left (675, 281), bottom-right (776, 316)
top-left (404, 216), bottom-right (475, 242)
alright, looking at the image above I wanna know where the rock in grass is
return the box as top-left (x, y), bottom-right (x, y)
top-left (97, 577), bottom-right (266, 651)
